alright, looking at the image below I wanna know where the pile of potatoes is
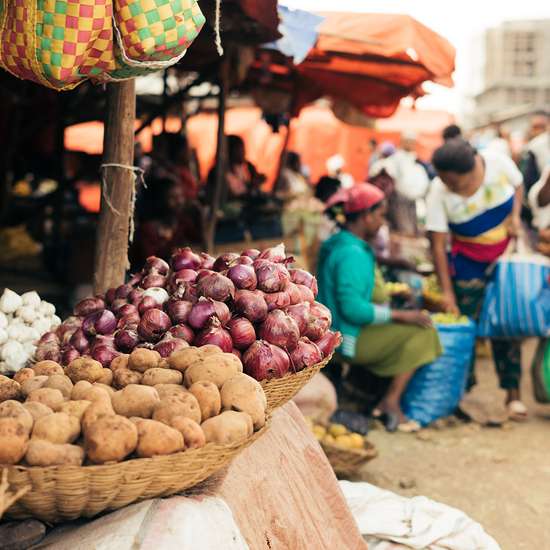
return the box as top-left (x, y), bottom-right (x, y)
top-left (0, 345), bottom-right (267, 467)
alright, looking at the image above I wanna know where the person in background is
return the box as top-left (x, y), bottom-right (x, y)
top-left (528, 166), bottom-right (550, 256)
top-left (367, 138), bottom-right (379, 171)
top-left (442, 124), bottom-right (462, 142)
top-left (326, 154), bottom-right (354, 189)
top-left (276, 151), bottom-right (310, 203)
top-left (427, 139), bottom-right (526, 421)
top-left (317, 183), bottom-right (442, 432)
top-left (520, 112), bottom-right (550, 194)
top-left (486, 124), bottom-right (512, 158)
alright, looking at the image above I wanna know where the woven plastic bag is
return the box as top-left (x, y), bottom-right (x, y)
top-left (401, 319), bottom-right (476, 427)
top-left (0, 0), bottom-right (115, 89)
top-left (531, 339), bottom-right (550, 404)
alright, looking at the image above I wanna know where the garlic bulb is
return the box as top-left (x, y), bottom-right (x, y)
top-left (0, 289), bottom-right (22, 314)
top-left (1, 340), bottom-right (27, 372)
top-left (21, 291), bottom-right (41, 308)
top-left (7, 324), bottom-right (24, 342)
top-left (50, 315), bottom-right (62, 328)
top-left (16, 305), bottom-right (37, 324)
top-left (32, 318), bottom-right (52, 334)
top-left (0, 312), bottom-right (7, 330)
top-left (38, 301), bottom-right (56, 317)
top-left (0, 328), bottom-right (7, 345)
top-left (23, 342), bottom-right (36, 356)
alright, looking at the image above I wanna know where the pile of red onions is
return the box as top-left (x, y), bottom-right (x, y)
top-left (36, 246), bottom-right (341, 378)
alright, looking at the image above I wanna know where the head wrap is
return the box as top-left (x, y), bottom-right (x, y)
top-left (326, 183), bottom-right (385, 214)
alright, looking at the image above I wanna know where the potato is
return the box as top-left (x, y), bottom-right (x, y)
top-left (71, 380), bottom-right (93, 400)
top-left (112, 385), bottom-right (160, 418)
top-left (23, 401), bottom-right (54, 421)
top-left (142, 368), bottom-right (183, 387)
top-left (110, 354), bottom-right (129, 372)
top-left (66, 357), bottom-right (103, 383)
top-left (0, 417), bottom-right (29, 464)
top-left (33, 360), bottom-right (64, 376)
top-left (0, 400), bottom-right (34, 433)
top-left (169, 417), bottom-right (205, 449)
top-left (21, 376), bottom-right (48, 397)
top-left (93, 383), bottom-right (115, 396)
top-left (128, 349), bottom-right (161, 373)
top-left (154, 384), bottom-right (188, 400)
top-left (153, 394), bottom-right (201, 425)
top-left (184, 355), bottom-right (242, 389)
top-left (26, 388), bottom-right (64, 411)
top-left (81, 386), bottom-right (112, 404)
top-left (168, 347), bottom-right (206, 373)
top-left (220, 373), bottom-right (267, 430)
top-left (201, 411), bottom-right (253, 445)
top-left (26, 439), bottom-right (84, 467)
top-left (134, 418), bottom-right (184, 458)
top-left (32, 412), bottom-right (80, 444)
top-left (200, 345), bottom-right (224, 357)
top-left (158, 358), bottom-right (170, 369)
top-left (82, 399), bottom-right (115, 433)
top-left (113, 368), bottom-right (143, 389)
top-left (44, 374), bottom-right (73, 399)
top-left (85, 415), bottom-right (138, 464)
top-left (13, 368), bottom-right (35, 385)
top-left (189, 381), bottom-right (221, 421)
top-left (59, 400), bottom-right (91, 421)
top-left (0, 378), bottom-right (22, 402)
top-left (97, 368), bottom-right (113, 386)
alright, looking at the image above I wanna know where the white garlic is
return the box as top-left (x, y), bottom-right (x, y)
top-left (7, 324), bottom-right (24, 341)
top-left (0, 289), bottom-right (22, 314)
top-left (0, 312), bottom-right (8, 330)
top-left (1, 340), bottom-right (27, 372)
top-left (38, 301), bottom-right (56, 317)
top-left (23, 342), bottom-right (36, 356)
top-left (16, 305), bottom-right (37, 324)
top-left (32, 318), bottom-right (53, 335)
top-left (0, 361), bottom-right (9, 375)
top-left (21, 291), bottom-right (41, 308)
top-left (50, 315), bottom-right (62, 328)
top-left (0, 328), bottom-right (7, 345)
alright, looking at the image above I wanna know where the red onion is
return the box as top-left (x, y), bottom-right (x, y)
top-left (259, 310), bottom-right (300, 351)
top-left (145, 256), bottom-right (169, 276)
top-left (38, 331), bottom-right (60, 347)
top-left (188, 297), bottom-right (229, 329)
top-left (286, 302), bottom-right (311, 334)
top-left (241, 248), bottom-right (261, 259)
top-left (197, 272), bottom-right (235, 302)
top-left (61, 346), bottom-right (80, 365)
top-left (153, 336), bottom-right (189, 357)
top-left (258, 243), bottom-right (287, 262)
top-left (105, 288), bottom-right (116, 305)
top-left (286, 282), bottom-right (302, 305)
top-left (315, 331), bottom-right (342, 357)
top-left (194, 318), bottom-right (233, 352)
top-left (114, 328), bottom-right (140, 353)
top-left (296, 284), bottom-right (315, 303)
top-left (117, 312), bottom-right (140, 330)
top-left (110, 298), bottom-right (128, 315)
top-left (56, 317), bottom-right (82, 345)
top-left (83, 310), bottom-right (117, 337)
top-left (91, 334), bottom-right (115, 350)
top-left (166, 300), bottom-right (193, 324)
top-left (128, 272), bottom-right (144, 287)
top-left (138, 308), bottom-right (171, 342)
top-left (264, 290), bottom-right (291, 311)
top-left (69, 328), bottom-right (89, 353)
top-left (233, 290), bottom-right (268, 323)
top-left (243, 340), bottom-right (290, 380)
top-left (115, 303), bottom-right (139, 319)
top-left (232, 348), bottom-right (242, 360)
top-left (310, 301), bottom-right (332, 325)
top-left (304, 302), bottom-right (332, 340)
top-left (174, 269), bottom-right (198, 283)
top-left (172, 247), bottom-right (201, 271)
top-left (200, 252), bottom-right (216, 270)
top-left (138, 295), bottom-right (158, 315)
top-left (289, 337), bottom-right (322, 372)
top-left (172, 282), bottom-right (199, 304)
top-left (128, 288), bottom-right (144, 305)
top-left (227, 317), bottom-right (256, 350)
top-left (236, 255), bottom-right (254, 266)
top-left (213, 300), bottom-right (231, 325)
top-left (115, 284), bottom-right (133, 299)
top-left (35, 344), bottom-right (61, 363)
top-left (142, 287), bottom-right (170, 306)
top-left (141, 273), bottom-right (167, 289)
top-left (168, 324), bottom-right (195, 343)
top-left (256, 262), bottom-right (290, 293)
top-left (213, 252), bottom-right (240, 272)
top-left (91, 345), bottom-right (120, 368)
top-left (227, 264), bottom-right (257, 290)
top-left (252, 258), bottom-right (271, 270)
top-left (74, 297), bottom-right (105, 317)
top-left (289, 268), bottom-right (318, 296)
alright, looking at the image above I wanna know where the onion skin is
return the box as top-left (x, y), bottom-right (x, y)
top-left (196, 272), bottom-right (235, 302)
top-left (315, 331), bottom-right (342, 358)
top-left (138, 296), bottom-right (158, 315)
top-left (286, 302), bottom-right (310, 334)
top-left (82, 310), bottom-right (117, 337)
top-left (128, 288), bottom-right (144, 305)
top-left (114, 328), bottom-right (140, 353)
top-left (194, 319), bottom-right (233, 352)
top-left (166, 300), bottom-right (193, 324)
top-left (173, 269), bottom-right (198, 283)
top-left (227, 317), bottom-right (256, 350)
top-left (289, 268), bottom-right (318, 296)
top-left (61, 347), bottom-right (80, 365)
top-left (105, 288), bottom-right (116, 305)
top-left (227, 264), bottom-right (257, 290)
top-left (141, 273), bottom-right (167, 289)
top-left (289, 338), bottom-right (322, 372)
top-left (188, 298), bottom-right (216, 330)
top-left (200, 253), bottom-right (216, 270)
top-left (286, 282), bottom-right (302, 305)
top-left (168, 324), bottom-right (195, 343)
top-left (115, 283), bottom-right (133, 299)
top-left (213, 252), bottom-right (240, 272)
top-left (153, 337), bottom-right (189, 357)
top-left (241, 248), bottom-right (261, 259)
top-left (91, 345), bottom-right (120, 368)
top-left (233, 290), bottom-right (268, 323)
top-left (115, 303), bottom-right (139, 319)
top-left (39, 331), bottom-right (60, 347)
top-left (304, 302), bottom-right (332, 341)
top-left (117, 312), bottom-right (140, 330)
top-left (171, 247), bottom-right (201, 271)
top-left (295, 284), bottom-right (315, 303)
top-left (258, 243), bottom-right (286, 263)
top-left (243, 340), bottom-right (290, 380)
top-left (74, 297), bottom-right (105, 317)
top-left (256, 262), bottom-right (290, 293)
top-left (137, 308), bottom-right (171, 342)
top-left (263, 290), bottom-right (291, 311)
top-left (145, 256), bottom-right (170, 276)
top-left (259, 310), bottom-right (300, 351)
top-left (69, 328), bottom-right (89, 353)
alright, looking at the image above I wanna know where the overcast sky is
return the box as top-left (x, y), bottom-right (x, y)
top-left (283, 0), bottom-right (550, 117)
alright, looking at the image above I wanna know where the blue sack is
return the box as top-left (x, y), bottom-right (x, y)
top-left (478, 254), bottom-right (550, 338)
top-left (401, 320), bottom-right (476, 427)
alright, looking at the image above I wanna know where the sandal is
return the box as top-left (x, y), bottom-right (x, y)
top-left (397, 419), bottom-right (421, 433)
top-left (507, 400), bottom-right (528, 422)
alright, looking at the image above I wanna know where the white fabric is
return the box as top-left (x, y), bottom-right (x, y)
top-left (528, 168), bottom-right (550, 230)
top-left (526, 132), bottom-right (550, 174)
top-left (425, 150), bottom-right (522, 233)
top-left (340, 480), bottom-right (501, 550)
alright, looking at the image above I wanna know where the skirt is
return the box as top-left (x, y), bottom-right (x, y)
top-left (354, 324), bottom-right (442, 378)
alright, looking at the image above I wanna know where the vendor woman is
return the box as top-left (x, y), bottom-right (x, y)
top-left (317, 183), bottom-right (442, 432)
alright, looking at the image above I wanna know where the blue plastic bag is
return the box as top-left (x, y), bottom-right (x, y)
top-left (478, 255), bottom-right (550, 338)
top-left (401, 320), bottom-right (476, 427)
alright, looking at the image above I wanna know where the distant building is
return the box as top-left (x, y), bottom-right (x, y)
top-left (473, 19), bottom-right (550, 132)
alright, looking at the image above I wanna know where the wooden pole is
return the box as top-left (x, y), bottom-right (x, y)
top-left (205, 67), bottom-right (227, 253)
top-left (93, 79), bottom-right (136, 295)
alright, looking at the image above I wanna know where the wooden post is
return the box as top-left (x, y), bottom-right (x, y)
top-left (205, 67), bottom-right (227, 253)
top-left (93, 80), bottom-right (136, 295)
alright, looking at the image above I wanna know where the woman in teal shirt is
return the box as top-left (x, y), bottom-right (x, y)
top-left (317, 183), bottom-right (442, 431)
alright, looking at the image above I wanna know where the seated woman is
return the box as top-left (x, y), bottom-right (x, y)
top-left (317, 183), bottom-right (442, 432)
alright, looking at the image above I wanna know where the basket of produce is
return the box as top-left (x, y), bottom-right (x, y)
top-left (308, 420), bottom-right (377, 477)
top-left (0, 345), bottom-right (269, 523)
top-left (422, 275), bottom-right (444, 312)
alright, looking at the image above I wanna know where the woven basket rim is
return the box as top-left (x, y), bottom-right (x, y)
top-left (260, 354), bottom-right (332, 387)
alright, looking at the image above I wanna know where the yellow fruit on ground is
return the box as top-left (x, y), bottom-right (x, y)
top-left (329, 423), bottom-right (348, 437)
top-left (313, 425), bottom-right (326, 440)
top-left (322, 434), bottom-right (336, 445)
top-left (349, 433), bottom-right (365, 449)
top-left (335, 435), bottom-right (355, 449)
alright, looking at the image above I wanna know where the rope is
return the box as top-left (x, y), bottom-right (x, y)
top-left (214, 0), bottom-right (224, 56)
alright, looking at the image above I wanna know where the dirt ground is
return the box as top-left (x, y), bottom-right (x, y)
top-left (359, 339), bottom-right (550, 550)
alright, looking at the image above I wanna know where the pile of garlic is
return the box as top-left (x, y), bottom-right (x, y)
top-left (0, 288), bottom-right (61, 374)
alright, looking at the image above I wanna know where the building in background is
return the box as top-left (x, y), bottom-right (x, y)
top-left (473, 19), bottom-right (550, 133)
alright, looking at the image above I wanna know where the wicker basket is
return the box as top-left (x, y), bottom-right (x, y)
top-left (261, 355), bottom-right (331, 412)
top-left (2, 423), bottom-right (269, 523)
top-left (321, 440), bottom-right (377, 477)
